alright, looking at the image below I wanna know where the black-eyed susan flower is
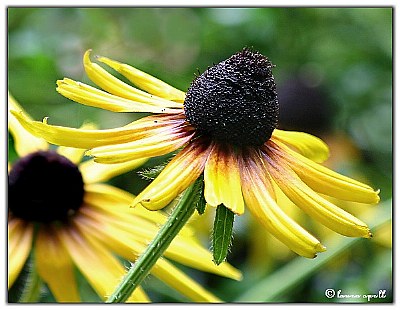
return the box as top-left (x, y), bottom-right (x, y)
top-left (13, 48), bottom-right (380, 260)
top-left (8, 94), bottom-right (241, 303)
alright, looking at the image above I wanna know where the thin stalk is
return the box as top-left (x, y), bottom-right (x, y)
top-left (106, 180), bottom-right (201, 303)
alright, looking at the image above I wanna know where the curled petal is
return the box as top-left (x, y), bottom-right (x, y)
top-left (264, 146), bottom-right (372, 238)
top-left (204, 143), bottom-right (245, 215)
top-left (57, 78), bottom-right (181, 114)
top-left (11, 110), bottom-right (187, 150)
top-left (239, 153), bottom-right (325, 258)
top-left (83, 50), bottom-right (182, 108)
top-left (88, 128), bottom-right (194, 164)
top-left (132, 139), bottom-right (212, 210)
top-left (268, 140), bottom-right (380, 204)
top-left (97, 54), bottom-right (186, 103)
top-left (272, 129), bottom-right (330, 163)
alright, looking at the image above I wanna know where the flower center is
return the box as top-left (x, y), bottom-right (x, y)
top-left (184, 48), bottom-right (279, 147)
top-left (8, 150), bottom-right (84, 223)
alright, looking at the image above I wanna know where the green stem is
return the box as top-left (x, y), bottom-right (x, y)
top-left (106, 179), bottom-right (201, 303)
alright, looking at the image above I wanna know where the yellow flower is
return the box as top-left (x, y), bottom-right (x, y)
top-left (8, 93), bottom-right (241, 302)
top-left (13, 48), bottom-right (380, 259)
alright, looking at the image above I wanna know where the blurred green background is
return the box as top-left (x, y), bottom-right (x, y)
top-left (8, 7), bottom-right (392, 303)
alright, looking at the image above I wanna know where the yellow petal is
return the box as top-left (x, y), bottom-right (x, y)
top-left (151, 258), bottom-right (222, 302)
top-left (11, 110), bottom-right (185, 150)
top-left (76, 214), bottom-right (232, 302)
top-left (58, 224), bottom-right (127, 300)
top-left (8, 219), bottom-right (33, 288)
top-left (265, 148), bottom-right (372, 238)
top-left (81, 197), bottom-right (241, 281)
top-left (35, 226), bottom-right (80, 302)
top-left (84, 183), bottom-right (178, 232)
top-left (126, 286), bottom-right (150, 303)
top-left (270, 140), bottom-right (380, 204)
top-left (272, 129), bottom-right (330, 163)
top-left (97, 54), bottom-right (186, 103)
top-left (56, 146), bottom-right (86, 165)
top-left (57, 78), bottom-right (181, 114)
top-left (83, 50), bottom-right (183, 108)
top-left (204, 144), bottom-right (244, 215)
top-left (71, 213), bottom-right (150, 302)
top-left (132, 139), bottom-right (212, 210)
top-left (88, 130), bottom-right (194, 164)
top-left (164, 236), bottom-right (242, 281)
top-left (80, 157), bottom-right (148, 184)
top-left (56, 123), bottom-right (96, 164)
top-left (239, 154), bottom-right (325, 258)
top-left (8, 93), bottom-right (48, 156)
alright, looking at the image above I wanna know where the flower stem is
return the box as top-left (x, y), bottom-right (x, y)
top-left (106, 179), bottom-right (201, 303)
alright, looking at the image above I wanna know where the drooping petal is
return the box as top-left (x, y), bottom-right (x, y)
top-left (161, 235), bottom-right (242, 281)
top-left (264, 145), bottom-right (372, 238)
top-left (272, 129), bottom-right (330, 163)
top-left (74, 211), bottom-right (227, 302)
top-left (82, 50), bottom-right (183, 108)
top-left (126, 287), bottom-right (149, 303)
top-left (80, 157), bottom-right (148, 184)
top-left (239, 152), bottom-right (326, 258)
top-left (269, 140), bottom-right (380, 204)
top-left (11, 110), bottom-right (188, 151)
top-left (79, 199), bottom-right (241, 281)
top-left (97, 54), bottom-right (186, 103)
top-left (151, 258), bottom-right (222, 302)
top-left (204, 143), bottom-right (244, 215)
top-left (83, 183), bottom-right (180, 233)
top-left (58, 223), bottom-right (149, 301)
top-left (8, 93), bottom-right (48, 157)
top-left (132, 138), bottom-right (212, 211)
top-left (8, 218), bottom-right (33, 288)
top-left (87, 126), bottom-right (194, 164)
top-left (56, 78), bottom-right (181, 114)
top-left (35, 226), bottom-right (80, 302)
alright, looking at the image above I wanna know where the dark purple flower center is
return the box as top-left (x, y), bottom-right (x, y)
top-left (8, 150), bottom-right (84, 223)
top-left (184, 48), bottom-right (279, 147)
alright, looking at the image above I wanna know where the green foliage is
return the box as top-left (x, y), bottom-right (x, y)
top-left (8, 254), bottom-right (42, 303)
top-left (194, 176), bottom-right (207, 215)
top-left (212, 205), bottom-right (235, 265)
top-left (138, 163), bottom-right (167, 180)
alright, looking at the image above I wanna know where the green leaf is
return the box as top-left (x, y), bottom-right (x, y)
top-left (236, 199), bottom-right (392, 302)
top-left (212, 204), bottom-right (235, 265)
top-left (193, 176), bottom-right (206, 215)
top-left (137, 162), bottom-right (167, 180)
top-left (8, 253), bottom-right (43, 303)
